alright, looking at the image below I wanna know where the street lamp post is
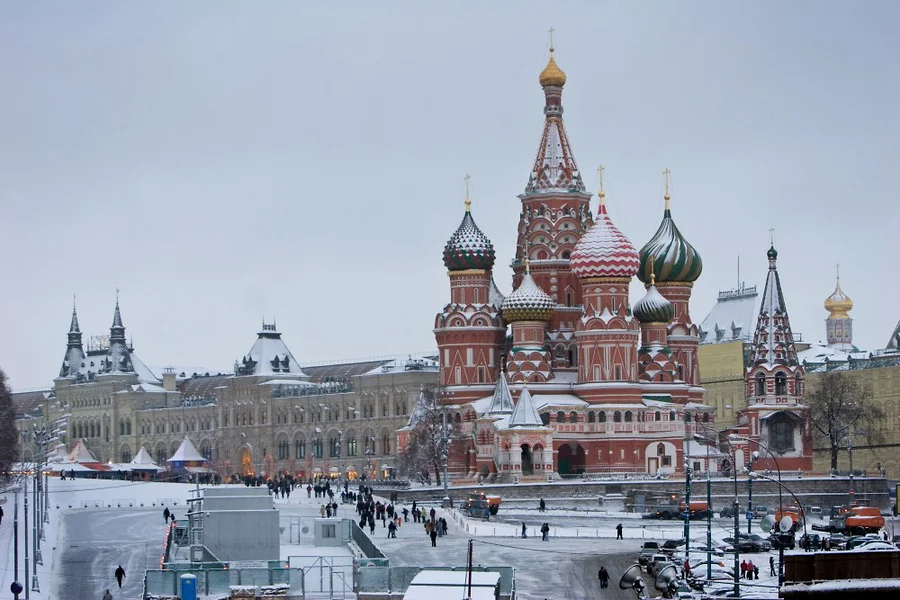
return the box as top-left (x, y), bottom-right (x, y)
top-left (683, 411), bottom-right (692, 569)
top-left (722, 436), bottom-right (741, 599)
top-left (747, 451), bottom-right (757, 534)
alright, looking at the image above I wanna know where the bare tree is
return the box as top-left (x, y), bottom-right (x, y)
top-left (807, 370), bottom-right (884, 470)
top-left (0, 368), bottom-right (19, 478)
top-left (398, 386), bottom-right (456, 486)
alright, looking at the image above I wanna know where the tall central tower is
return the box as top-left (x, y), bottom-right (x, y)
top-left (512, 46), bottom-right (594, 371)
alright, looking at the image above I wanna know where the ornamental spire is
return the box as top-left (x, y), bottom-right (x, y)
top-left (526, 35), bottom-right (584, 195)
top-left (69, 295), bottom-right (80, 334)
top-left (752, 242), bottom-right (797, 367)
top-left (60, 296), bottom-right (86, 378)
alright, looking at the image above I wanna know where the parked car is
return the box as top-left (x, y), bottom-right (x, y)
top-left (719, 507), bottom-right (735, 518)
top-left (807, 506), bottom-right (824, 519)
top-left (647, 553), bottom-right (672, 575)
top-left (639, 541), bottom-right (661, 565)
top-left (722, 534), bottom-right (766, 553)
top-left (851, 540), bottom-right (896, 551)
top-left (747, 534), bottom-right (771, 551)
top-left (769, 532), bottom-right (796, 550)
top-left (661, 538), bottom-right (686, 556)
top-left (799, 533), bottom-right (821, 550)
top-left (828, 533), bottom-right (849, 549)
top-left (754, 505), bottom-right (769, 518)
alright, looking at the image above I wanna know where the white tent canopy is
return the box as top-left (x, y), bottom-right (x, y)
top-left (167, 437), bottom-right (206, 463)
top-left (68, 439), bottom-right (99, 463)
top-left (129, 447), bottom-right (163, 470)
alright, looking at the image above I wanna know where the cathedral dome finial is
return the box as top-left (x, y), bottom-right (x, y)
top-left (638, 169), bottom-right (702, 284)
top-left (539, 28), bottom-right (566, 88)
top-left (634, 260), bottom-right (675, 323)
top-left (443, 177), bottom-right (495, 271)
top-left (570, 172), bottom-right (640, 279)
top-left (825, 263), bottom-right (853, 319)
top-left (502, 257), bottom-right (555, 322)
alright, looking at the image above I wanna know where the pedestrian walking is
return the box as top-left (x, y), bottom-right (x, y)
top-left (0, 505), bottom-right (4, 524)
top-left (114, 565), bottom-right (126, 588)
top-left (163, 507), bottom-right (170, 524)
top-left (388, 521), bottom-right (397, 538)
top-left (597, 566), bottom-right (609, 589)
top-left (521, 522), bottom-right (528, 538)
top-left (102, 590), bottom-right (113, 600)
top-left (541, 522), bottom-right (550, 541)
top-left (740, 560), bottom-right (747, 579)
top-left (615, 523), bottom-right (623, 540)
top-left (753, 564), bottom-right (759, 580)
top-left (769, 556), bottom-right (776, 577)
top-left (539, 498), bottom-right (546, 512)
top-left (430, 527), bottom-right (438, 547)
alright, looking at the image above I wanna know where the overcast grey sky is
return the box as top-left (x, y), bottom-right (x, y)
top-left (2, 2), bottom-right (898, 390)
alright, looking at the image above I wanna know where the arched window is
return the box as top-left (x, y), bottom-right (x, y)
top-left (613, 411), bottom-right (622, 423)
top-left (455, 413), bottom-right (462, 423)
top-left (568, 346), bottom-right (578, 367)
top-left (556, 411), bottom-right (566, 423)
top-left (120, 449), bottom-right (131, 463)
top-left (569, 411), bottom-right (578, 423)
top-left (295, 439), bottom-right (306, 458)
top-left (624, 411), bottom-right (633, 422)
top-left (347, 437), bottom-right (357, 456)
top-left (655, 411), bottom-right (661, 421)
top-left (588, 412), bottom-right (595, 423)
top-left (795, 374), bottom-right (803, 396)
top-left (541, 412), bottom-right (550, 425)
top-left (775, 372), bottom-right (787, 395)
top-left (382, 434), bottom-right (391, 455)
top-left (566, 290), bottom-right (574, 306)
top-left (598, 411), bottom-right (607, 423)
top-left (657, 443), bottom-right (665, 455)
top-left (755, 372), bottom-right (766, 396)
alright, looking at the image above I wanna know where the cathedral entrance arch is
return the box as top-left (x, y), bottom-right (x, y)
top-left (239, 446), bottom-right (254, 476)
top-left (557, 443), bottom-right (586, 475)
top-left (521, 444), bottom-right (534, 475)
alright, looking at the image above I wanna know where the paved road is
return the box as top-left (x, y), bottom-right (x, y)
top-left (54, 508), bottom-right (165, 600)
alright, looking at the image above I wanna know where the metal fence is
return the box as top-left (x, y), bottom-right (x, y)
top-left (356, 565), bottom-right (515, 598)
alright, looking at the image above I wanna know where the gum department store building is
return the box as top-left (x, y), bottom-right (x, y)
top-left (13, 48), bottom-right (814, 481)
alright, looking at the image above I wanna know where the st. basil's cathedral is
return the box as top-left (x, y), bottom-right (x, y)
top-left (416, 46), bottom-right (813, 481)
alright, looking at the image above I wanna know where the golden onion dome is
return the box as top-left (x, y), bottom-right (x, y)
top-left (824, 272), bottom-right (853, 319)
top-left (539, 49), bottom-right (567, 88)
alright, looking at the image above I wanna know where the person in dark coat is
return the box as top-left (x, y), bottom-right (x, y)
top-left (0, 505), bottom-right (4, 524)
top-left (114, 565), bottom-right (126, 588)
top-left (521, 522), bottom-right (528, 538)
top-left (770, 556), bottom-right (776, 577)
top-left (541, 522), bottom-right (550, 541)
top-left (430, 527), bottom-right (438, 547)
top-left (597, 566), bottom-right (609, 588)
top-left (102, 590), bottom-right (113, 600)
top-left (163, 507), bottom-right (170, 524)
top-left (388, 520), bottom-right (397, 538)
top-left (615, 523), bottom-right (623, 540)
top-left (539, 498), bottom-right (546, 512)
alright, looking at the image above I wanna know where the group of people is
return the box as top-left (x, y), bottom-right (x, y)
top-left (740, 559), bottom-right (759, 580)
top-left (521, 522), bottom-right (551, 541)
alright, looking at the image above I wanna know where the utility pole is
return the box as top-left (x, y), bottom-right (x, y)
top-left (683, 411), bottom-right (692, 568)
top-left (14, 488), bottom-right (20, 598)
top-left (747, 453), bottom-right (755, 534)
top-left (731, 444), bottom-right (740, 599)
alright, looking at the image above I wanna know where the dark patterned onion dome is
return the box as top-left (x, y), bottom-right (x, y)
top-left (502, 267), bottom-right (555, 322)
top-left (638, 208), bottom-right (702, 284)
top-left (443, 210), bottom-right (496, 271)
top-left (633, 282), bottom-right (675, 323)
top-left (570, 201), bottom-right (640, 279)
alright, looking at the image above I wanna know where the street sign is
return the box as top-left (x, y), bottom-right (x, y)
top-left (746, 511), bottom-right (753, 520)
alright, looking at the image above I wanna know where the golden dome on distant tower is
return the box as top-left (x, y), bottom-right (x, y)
top-left (539, 48), bottom-right (567, 88)
top-left (824, 264), bottom-right (853, 319)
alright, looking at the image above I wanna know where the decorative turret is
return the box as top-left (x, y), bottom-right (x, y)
top-left (104, 293), bottom-right (134, 374)
top-left (58, 298), bottom-right (85, 379)
top-left (538, 47), bottom-right (567, 88)
top-left (486, 371), bottom-right (516, 415)
top-left (443, 182), bottom-right (495, 272)
top-left (503, 259), bottom-right (555, 383)
top-left (502, 260), bottom-right (555, 322)
top-left (435, 177), bottom-right (506, 392)
top-left (637, 171), bottom-right (702, 284)
top-left (636, 170), bottom-right (703, 385)
top-left (571, 175), bottom-right (641, 385)
top-left (633, 270), bottom-right (675, 324)
top-left (825, 264), bottom-right (853, 349)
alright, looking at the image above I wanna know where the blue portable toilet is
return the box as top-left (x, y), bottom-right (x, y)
top-left (180, 573), bottom-right (197, 600)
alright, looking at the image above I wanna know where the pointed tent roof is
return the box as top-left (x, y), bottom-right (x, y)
top-left (68, 439), bottom-right (98, 463)
top-left (887, 319), bottom-right (900, 352)
top-left (167, 437), bottom-right (206, 462)
top-left (130, 446), bottom-right (158, 466)
top-left (509, 387), bottom-right (544, 427)
top-left (235, 322), bottom-right (308, 378)
top-left (486, 373), bottom-right (515, 415)
top-left (750, 245), bottom-right (799, 367)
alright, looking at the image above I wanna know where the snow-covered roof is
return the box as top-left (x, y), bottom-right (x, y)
top-left (259, 379), bottom-right (318, 387)
top-left (508, 388), bottom-right (544, 427)
top-left (531, 394), bottom-right (588, 409)
top-left (68, 439), bottom-right (98, 463)
top-left (485, 375), bottom-right (515, 415)
top-left (130, 446), bottom-right (157, 467)
top-left (685, 439), bottom-right (726, 458)
top-left (362, 355), bottom-right (439, 376)
top-left (235, 324), bottom-right (308, 379)
top-left (699, 284), bottom-right (758, 344)
top-left (798, 342), bottom-right (866, 365)
top-left (167, 437), bottom-right (206, 462)
top-left (885, 319), bottom-right (900, 351)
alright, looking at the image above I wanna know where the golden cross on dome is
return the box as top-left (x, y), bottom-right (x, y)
top-left (596, 165), bottom-right (605, 204)
top-left (663, 168), bottom-right (671, 209)
top-left (549, 27), bottom-right (555, 52)
top-left (464, 174), bottom-right (471, 212)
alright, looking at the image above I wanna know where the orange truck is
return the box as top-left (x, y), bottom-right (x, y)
top-left (812, 505), bottom-right (885, 535)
